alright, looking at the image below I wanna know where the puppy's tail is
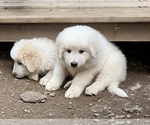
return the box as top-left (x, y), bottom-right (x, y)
top-left (108, 83), bottom-right (128, 98)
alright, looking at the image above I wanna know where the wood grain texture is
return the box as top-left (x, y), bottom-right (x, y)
top-left (0, 8), bottom-right (150, 23)
top-left (0, 0), bottom-right (150, 23)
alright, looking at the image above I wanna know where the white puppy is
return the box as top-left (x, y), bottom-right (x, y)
top-left (46, 25), bottom-right (128, 98)
top-left (10, 37), bottom-right (57, 85)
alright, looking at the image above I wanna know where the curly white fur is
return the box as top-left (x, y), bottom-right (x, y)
top-left (10, 37), bottom-right (57, 85)
top-left (45, 25), bottom-right (128, 98)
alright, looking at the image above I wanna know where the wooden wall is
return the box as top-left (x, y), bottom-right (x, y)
top-left (0, 0), bottom-right (150, 42)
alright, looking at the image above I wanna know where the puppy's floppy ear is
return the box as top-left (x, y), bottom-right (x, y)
top-left (89, 41), bottom-right (97, 57)
top-left (58, 46), bottom-right (64, 58)
top-left (23, 52), bottom-right (39, 73)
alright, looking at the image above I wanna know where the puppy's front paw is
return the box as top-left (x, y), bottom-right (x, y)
top-left (39, 77), bottom-right (50, 86)
top-left (45, 80), bottom-right (60, 91)
top-left (65, 87), bottom-right (82, 98)
top-left (85, 85), bottom-right (99, 96)
top-left (28, 73), bottom-right (39, 81)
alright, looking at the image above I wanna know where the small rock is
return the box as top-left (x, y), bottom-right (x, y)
top-left (93, 113), bottom-right (99, 116)
top-left (24, 109), bottom-right (31, 113)
top-left (107, 113), bottom-right (115, 118)
top-left (123, 105), bottom-right (142, 113)
top-left (49, 92), bottom-right (56, 97)
top-left (126, 114), bottom-right (132, 118)
top-left (20, 91), bottom-right (47, 103)
top-left (94, 119), bottom-right (99, 122)
top-left (123, 107), bottom-right (133, 113)
top-left (98, 99), bottom-right (102, 103)
top-left (68, 106), bottom-right (73, 109)
top-left (115, 115), bottom-right (126, 119)
top-left (40, 99), bottom-right (46, 103)
top-left (133, 105), bottom-right (142, 113)
top-left (103, 106), bottom-right (107, 110)
top-left (108, 107), bottom-right (111, 110)
top-left (49, 113), bottom-right (54, 116)
top-left (11, 93), bottom-right (15, 97)
top-left (144, 114), bottom-right (150, 118)
top-left (69, 102), bottom-right (72, 105)
top-left (25, 82), bottom-right (30, 85)
top-left (130, 83), bottom-right (141, 91)
top-left (14, 79), bottom-right (18, 81)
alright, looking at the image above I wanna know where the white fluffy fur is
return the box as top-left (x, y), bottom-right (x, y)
top-left (46, 25), bottom-right (128, 98)
top-left (10, 37), bottom-right (57, 85)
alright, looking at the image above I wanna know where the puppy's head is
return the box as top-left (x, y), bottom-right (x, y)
top-left (61, 46), bottom-right (92, 68)
top-left (56, 25), bottom-right (99, 68)
top-left (56, 26), bottom-right (99, 68)
top-left (10, 39), bottom-right (40, 79)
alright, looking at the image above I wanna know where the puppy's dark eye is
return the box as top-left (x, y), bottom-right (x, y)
top-left (67, 49), bottom-right (71, 53)
top-left (17, 61), bottom-right (22, 65)
top-left (79, 50), bottom-right (84, 54)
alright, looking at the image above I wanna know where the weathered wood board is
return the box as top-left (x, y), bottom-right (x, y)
top-left (0, 0), bottom-right (150, 42)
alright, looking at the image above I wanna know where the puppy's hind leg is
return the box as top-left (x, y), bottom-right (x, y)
top-left (85, 74), bottom-right (111, 96)
top-left (85, 50), bottom-right (128, 97)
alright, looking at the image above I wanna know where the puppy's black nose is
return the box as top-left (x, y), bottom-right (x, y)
top-left (12, 72), bottom-right (17, 77)
top-left (71, 62), bottom-right (78, 68)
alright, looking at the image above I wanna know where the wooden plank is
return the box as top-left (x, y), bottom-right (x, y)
top-left (0, 8), bottom-right (150, 23)
top-left (0, 0), bottom-right (150, 23)
top-left (0, 0), bottom-right (140, 2)
top-left (0, 2), bottom-right (150, 8)
top-left (0, 23), bottom-right (150, 42)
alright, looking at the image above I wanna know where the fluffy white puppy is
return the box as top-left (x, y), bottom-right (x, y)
top-left (46, 25), bottom-right (128, 98)
top-left (10, 37), bottom-right (57, 85)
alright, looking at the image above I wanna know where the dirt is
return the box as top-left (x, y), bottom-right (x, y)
top-left (0, 42), bottom-right (150, 119)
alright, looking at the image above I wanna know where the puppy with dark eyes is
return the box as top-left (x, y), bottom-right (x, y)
top-left (10, 37), bottom-right (57, 85)
top-left (45, 25), bottom-right (128, 98)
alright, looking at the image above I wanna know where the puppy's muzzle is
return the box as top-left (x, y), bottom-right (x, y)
top-left (12, 72), bottom-right (24, 79)
top-left (12, 72), bottom-right (17, 77)
top-left (71, 62), bottom-right (78, 68)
